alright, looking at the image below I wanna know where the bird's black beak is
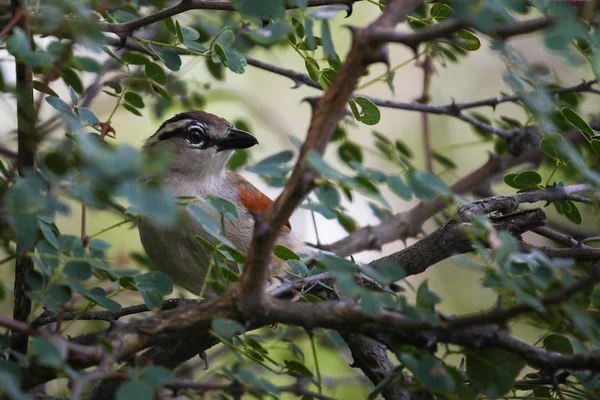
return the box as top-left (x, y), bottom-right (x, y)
top-left (213, 127), bottom-right (259, 152)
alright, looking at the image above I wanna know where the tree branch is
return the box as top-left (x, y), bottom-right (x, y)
top-left (519, 242), bottom-right (600, 261)
top-left (325, 149), bottom-right (540, 257)
top-left (100, 0), bottom-right (358, 42)
top-left (233, 0), bottom-right (423, 308)
top-left (11, 0), bottom-right (35, 358)
top-left (369, 16), bottom-right (554, 47)
top-left (32, 298), bottom-right (194, 327)
top-left (374, 208), bottom-right (547, 277)
top-left (103, 37), bottom-right (600, 140)
top-left (165, 380), bottom-right (338, 400)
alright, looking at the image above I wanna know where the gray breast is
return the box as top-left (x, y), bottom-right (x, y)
top-left (138, 204), bottom-right (255, 296)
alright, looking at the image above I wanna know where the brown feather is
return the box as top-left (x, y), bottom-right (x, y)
top-left (228, 172), bottom-right (291, 230)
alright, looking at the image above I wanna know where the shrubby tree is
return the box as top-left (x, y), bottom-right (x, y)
top-left (0, 0), bottom-right (599, 399)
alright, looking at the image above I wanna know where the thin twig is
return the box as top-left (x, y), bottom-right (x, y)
top-left (100, 0), bottom-right (357, 42)
top-left (0, 7), bottom-right (24, 39)
top-left (418, 54), bottom-right (434, 172)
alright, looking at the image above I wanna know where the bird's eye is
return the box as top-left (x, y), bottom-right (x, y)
top-left (187, 130), bottom-right (203, 145)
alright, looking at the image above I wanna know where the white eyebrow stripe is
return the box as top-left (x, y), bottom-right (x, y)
top-left (155, 119), bottom-right (192, 139)
top-left (188, 121), bottom-right (208, 132)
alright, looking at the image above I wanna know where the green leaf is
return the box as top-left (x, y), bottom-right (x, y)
top-left (247, 150), bottom-right (293, 175)
top-left (124, 92), bottom-right (144, 108)
top-left (513, 170), bottom-right (542, 189)
top-left (46, 284), bottom-right (72, 306)
top-left (181, 26), bottom-right (200, 41)
top-left (163, 17), bottom-right (176, 34)
top-left (159, 50), bottom-right (181, 71)
top-left (7, 27), bottom-right (31, 58)
top-left (224, 49), bottom-right (247, 74)
top-left (591, 138), bottom-right (600, 157)
top-left (301, 203), bottom-right (337, 219)
top-left (204, 195), bottom-right (239, 220)
top-left (213, 29), bottom-right (235, 51)
top-left (231, 0), bottom-right (285, 19)
top-left (466, 348), bottom-right (526, 397)
top-left (89, 238), bottom-right (111, 250)
top-left (540, 133), bottom-right (567, 162)
top-left (183, 39), bottom-right (207, 53)
top-left (64, 261), bottom-right (92, 281)
top-left (45, 96), bottom-right (71, 113)
top-left (123, 103), bottom-right (142, 117)
top-left (141, 366), bottom-right (174, 389)
top-left (26, 270), bottom-right (44, 290)
top-left (37, 220), bottom-right (59, 249)
top-left (139, 288), bottom-right (163, 311)
top-left (33, 80), bottom-right (58, 97)
top-left (73, 56), bottom-right (104, 73)
top-left (288, 0), bottom-right (308, 9)
top-left (431, 3), bottom-right (452, 21)
top-left (401, 355), bottom-right (456, 393)
top-left (321, 20), bottom-right (336, 60)
top-left (115, 381), bottom-right (154, 400)
top-left (561, 107), bottom-right (594, 140)
top-left (338, 141), bottom-right (363, 164)
top-left (406, 171), bottom-right (449, 200)
top-left (67, 86), bottom-right (78, 105)
top-left (305, 57), bottom-right (320, 82)
top-left (349, 97), bottom-right (381, 126)
top-left (213, 43), bottom-right (227, 65)
top-left (31, 339), bottom-right (64, 368)
top-left (62, 68), bottom-right (83, 94)
top-left (543, 334), bottom-right (573, 354)
top-left (284, 360), bottom-right (313, 377)
top-left (315, 184), bottom-right (340, 207)
top-left (134, 271), bottom-right (173, 295)
top-left (9, 214), bottom-right (39, 249)
top-left (245, 22), bottom-right (292, 46)
top-left (0, 359), bottom-right (22, 384)
top-left (387, 175), bottom-right (412, 200)
top-left (337, 212), bottom-right (358, 233)
top-left (274, 245), bottom-right (300, 261)
top-left (189, 205), bottom-right (233, 247)
top-left (309, 4), bottom-right (348, 19)
top-left (77, 107), bottom-right (99, 126)
top-left (84, 287), bottom-right (121, 312)
top-left (305, 17), bottom-right (316, 50)
top-left (455, 30), bottom-right (481, 51)
top-left (307, 151), bottom-right (344, 180)
top-left (564, 200), bottom-right (582, 224)
top-left (416, 280), bottom-right (441, 309)
top-left (292, 16), bottom-right (305, 38)
top-left (360, 291), bottom-right (380, 315)
top-left (212, 318), bottom-right (245, 340)
top-left (432, 152), bottom-right (457, 169)
top-left (145, 62), bottom-right (167, 85)
top-left (373, 261), bottom-right (406, 285)
top-left (287, 259), bottom-right (309, 277)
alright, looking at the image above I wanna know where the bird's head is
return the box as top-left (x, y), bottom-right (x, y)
top-left (145, 110), bottom-right (258, 180)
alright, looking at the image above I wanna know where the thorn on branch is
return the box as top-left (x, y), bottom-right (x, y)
top-left (94, 121), bottom-right (116, 140)
top-left (301, 96), bottom-right (322, 113)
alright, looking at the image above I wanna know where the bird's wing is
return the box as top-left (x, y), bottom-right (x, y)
top-left (227, 171), bottom-right (292, 230)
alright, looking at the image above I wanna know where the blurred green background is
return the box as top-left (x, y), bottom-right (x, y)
top-left (2, 3), bottom-right (599, 398)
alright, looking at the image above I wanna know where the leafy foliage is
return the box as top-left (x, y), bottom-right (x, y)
top-left (0, 0), bottom-right (599, 399)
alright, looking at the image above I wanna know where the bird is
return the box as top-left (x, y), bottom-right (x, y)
top-left (138, 110), bottom-right (305, 297)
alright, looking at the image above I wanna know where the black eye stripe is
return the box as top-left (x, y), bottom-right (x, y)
top-left (156, 121), bottom-right (208, 142)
